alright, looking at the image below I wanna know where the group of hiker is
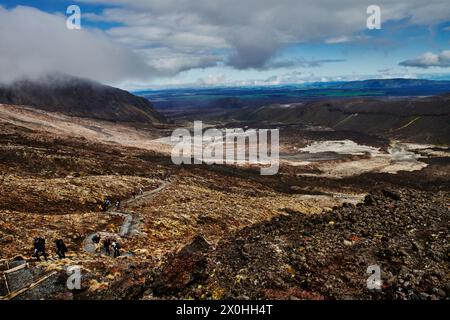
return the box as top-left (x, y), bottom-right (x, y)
top-left (91, 234), bottom-right (121, 257)
top-left (101, 187), bottom-right (144, 212)
top-left (131, 187), bottom-right (144, 199)
top-left (31, 187), bottom-right (150, 261)
top-left (32, 235), bottom-right (122, 261)
top-left (32, 237), bottom-right (68, 261)
top-left (101, 199), bottom-right (121, 212)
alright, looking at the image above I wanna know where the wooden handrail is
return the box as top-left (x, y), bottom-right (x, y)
top-left (0, 271), bottom-right (58, 300)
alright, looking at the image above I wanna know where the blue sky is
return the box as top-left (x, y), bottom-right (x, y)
top-left (1, 0), bottom-right (450, 89)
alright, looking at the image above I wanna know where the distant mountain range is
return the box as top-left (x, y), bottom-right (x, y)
top-left (0, 75), bottom-right (166, 124)
top-left (143, 78), bottom-right (450, 118)
top-left (140, 78), bottom-right (450, 98)
top-left (331, 78), bottom-right (450, 91)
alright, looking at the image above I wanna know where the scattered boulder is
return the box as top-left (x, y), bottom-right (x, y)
top-left (445, 283), bottom-right (450, 297)
top-left (364, 194), bottom-right (376, 206)
top-left (151, 235), bottom-right (211, 296)
top-left (382, 189), bottom-right (402, 201)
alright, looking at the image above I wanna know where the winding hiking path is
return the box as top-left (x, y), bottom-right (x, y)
top-left (83, 178), bottom-right (171, 254)
top-left (1, 179), bottom-right (171, 300)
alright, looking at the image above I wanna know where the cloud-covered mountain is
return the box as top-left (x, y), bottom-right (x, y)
top-left (0, 74), bottom-right (166, 124)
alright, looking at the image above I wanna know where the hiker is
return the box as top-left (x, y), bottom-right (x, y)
top-left (92, 234), bottom-right (101, 244)
top-left (138, 187), bottom-right (144, 195)
top-left (102, 199), bottom-right (111, 212)
top-left (112, 241), bottom-right (121, 258)
top-left (92, 234), bottom-right (101, 253)
top-left (32, 237), bottom-right (48, 261)
top-left (55, 239), bottom-right (68, 259)
top-left (103, 237), bottom-right (112, 255)
top-left (115, 200), bottom-right (121, 210)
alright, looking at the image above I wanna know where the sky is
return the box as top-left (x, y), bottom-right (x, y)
top-left (1, 0), bottom-right (450, 89)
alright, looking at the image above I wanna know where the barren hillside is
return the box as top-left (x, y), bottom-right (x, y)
top-left (0, 75), bottom-right (166, 124)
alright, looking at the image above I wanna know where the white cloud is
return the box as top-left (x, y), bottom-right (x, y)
top-left (196, 74), bottom-right (226, 86)
top-left (265, 58), bottom-right (345, 69)
top-left (0, 6), bottom-right (158, 85)
top-left (138, 49), bottom-right (221, 75)
top-left (325, 36), bottom-right (353, 44)
top-left (325, 35), bottom-right (370, 44)
top-left (400, 50), bottom-right (450, 68)
top-left (91, 8), bottom-right (227, 73)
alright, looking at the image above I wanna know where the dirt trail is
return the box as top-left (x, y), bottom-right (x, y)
top-left (83, 179), bottom-right (171, 254)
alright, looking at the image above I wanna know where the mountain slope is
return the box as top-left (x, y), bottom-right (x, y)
top-left (0, 75), bottom-right (166, 124)
top-left (226, 94), bottom-right (450, 144)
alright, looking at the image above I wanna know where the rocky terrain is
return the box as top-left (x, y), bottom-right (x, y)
top-left (0, 86), bottom-right (448, 300)
top-left (147, 189), bottom-right (449, 300)
top-left (0, 113), bottom-right (369, 300)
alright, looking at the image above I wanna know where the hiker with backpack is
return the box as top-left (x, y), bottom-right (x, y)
top-left (112, 241), bottom-right (121, 258)
top-left (55, 239), bottom-right (68, 259)
top-left (92, 234), bottom-right (101, 244)
top-left (103, 199), bottom-right (112, 212)
top-left (92, 234), bottom-right (101, 253)
top-left (32, 237), bottom-right (48, 261)
top-left (103, 237), bottom-right (112, 255)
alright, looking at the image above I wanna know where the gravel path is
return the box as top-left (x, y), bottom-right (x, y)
top-left (83, 179), bottom-right (170, 254)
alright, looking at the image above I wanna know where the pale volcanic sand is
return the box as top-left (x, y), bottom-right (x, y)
top-left (0, 104), bottom-right (171, 154)
top-left (292, 140), bottom-right (432, 178)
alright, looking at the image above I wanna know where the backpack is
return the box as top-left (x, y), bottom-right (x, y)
top-left (33, 238), bottom-right (40, 248)
top-left (35, 238), bottom-right (45, 251)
